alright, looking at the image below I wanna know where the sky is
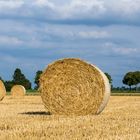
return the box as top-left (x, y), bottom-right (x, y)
top-left (0, 0), bottom-right (140, 88)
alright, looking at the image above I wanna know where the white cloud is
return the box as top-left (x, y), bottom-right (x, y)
top-left (103, 42), bottom-right (139, 55)
top-left (113, 47), bottom-right (138, 55)
top-left (0, 0), bottom-right (23, 9)
top-left (59, 0), bottom-right (140, 20)
top-left (36, 0), bottom-right (140, 20)
top-left (0, 0), bottom-right (140, 25)
top-left (0, 36), bottom-right (23, 46)
top-left (78, 31), bottom-right (109, 39)
top-left (43, 26), bottom-right (109, 39)
top-left (34, 0), bottom-right (55, 8)
top-left (56, 0), bottom-right (106, 19)
top-left (105, 0), bottom-right (140, 18)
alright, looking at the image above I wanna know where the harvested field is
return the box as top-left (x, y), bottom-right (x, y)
top-left (0, 95), bottom-right (140, 140)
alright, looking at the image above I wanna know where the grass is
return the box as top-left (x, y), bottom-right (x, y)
top-left (0, 95), bottom-right (140, 140)
top-left (111, 92), bottom-right (140, 96)
top-left (27, 92), bottom-right (140, 96)
top-left (4, 89), bottom-right (140, 96)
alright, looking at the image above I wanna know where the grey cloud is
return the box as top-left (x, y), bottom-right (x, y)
top-left (0, 0), bottom-right (140, 26)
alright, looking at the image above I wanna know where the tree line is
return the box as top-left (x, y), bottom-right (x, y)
top-left (122, 71), bottom-right (140, 90)
top-left (0, 68), bottom-right (140, 91)
top-left (105, 71), bottom-right (140, 91)
top-left (0, 68), bottom-right (42, 91)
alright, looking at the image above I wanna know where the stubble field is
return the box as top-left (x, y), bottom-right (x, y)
top-left (0, 94), bottom-right (140, 140)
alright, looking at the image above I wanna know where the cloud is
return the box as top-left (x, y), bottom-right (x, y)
top-left (113, 47), bottom-right (138, 55)
top-left (0, 0), bottom-right (23, 9)
top-left (34, 0), bottom-right (55, 8)
top-left (56, 0), bottom-right (106, 19)
top-left (107, 0), bottom-right (140, 16)
top-left (103, 42), bottom-right (139, 55)
top-left (59, 0), bottom-right (140, 19)
top-left (78, 31), bottom-right (109, 39)
top-left (0, 35), bottom-right (23, 46)
top-left (0, 0), bottom-right (140, 26)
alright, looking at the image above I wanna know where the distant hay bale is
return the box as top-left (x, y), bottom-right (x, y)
top-left (0, 80), bottom-right (6, 101)
top-left (11, 85), bottom-right (26, 97)
top-left (40, 58), bottom-right (110, 116)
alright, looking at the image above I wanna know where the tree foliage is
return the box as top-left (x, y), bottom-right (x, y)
top-left (34, 70), bottom-right (43, 89)
top-left (4, 81), bottom-right (14, 91)
top-left (104, 72), bottom-right (112, 84)
top-left (0, 76), bottom-right (3, 82)
top-left (122, 71), bottom-right (140, 90)
top-left (0, 77), bottom-right (13, 91)
top-left (134, 71), bottom-right (140, 85)
top-left (12, 68), bottom-right (31, 90)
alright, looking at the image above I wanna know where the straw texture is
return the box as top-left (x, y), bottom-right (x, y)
top-left (0, 80), bottom-right (6, 101)
top-left (40, 58), bottom-right (110, 116)
top-left (11, 85), bottom-right (26, 97)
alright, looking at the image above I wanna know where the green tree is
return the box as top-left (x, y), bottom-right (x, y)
top-left (4, 81), bottom-right (14, 91)
top-left (104, 72), bottom-right (112, 85)
top-left (0, 76), bottom-right (14, 91)
top-left (122, 72), bottom-right (137, 90)
top-left (133, 71), bottom-right (140, 90)
top-left (12, 68), bottom-right (31, 90)
top-left (34, 70), bottom-right (43, 90)
top-left (0, 76), bottom-right (4, 82)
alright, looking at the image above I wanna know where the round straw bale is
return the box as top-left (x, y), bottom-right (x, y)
top-left (40, 58), bottom-right (110, 116)
top-left (11, 85), bottom-right (26, 97)
top-left (0, 80), bottom-right (6, 101)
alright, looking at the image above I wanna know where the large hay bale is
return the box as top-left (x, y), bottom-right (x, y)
top-left (40, 58), bottom-right (110, 116)
top-left (11, 85), bottom-right (26, 97)
top-left (0, 80), bottom-right (6, 101)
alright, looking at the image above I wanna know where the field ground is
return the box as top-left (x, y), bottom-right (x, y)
top-left (7, 91), bottom-right (140, 96)
top-left (0, 95), bottom-right (140, 140)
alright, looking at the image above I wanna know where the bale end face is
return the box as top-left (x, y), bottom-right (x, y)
top-left (40, 58), bottom-right (110, 116)
top-left (0, 80), bottom-right (6, 101)
top-left (11, 85), bottom-right (26, 97)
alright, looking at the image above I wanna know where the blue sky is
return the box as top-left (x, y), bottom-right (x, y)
top-left (0, 0), bottom-right (140, 87)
